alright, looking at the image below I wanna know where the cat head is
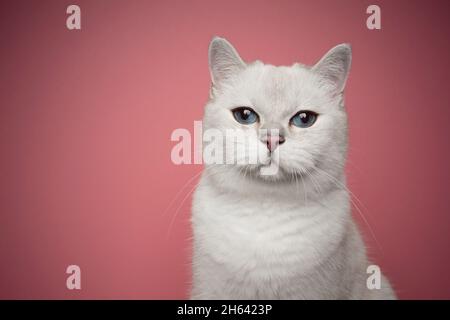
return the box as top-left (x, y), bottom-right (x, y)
top-left (203, 37), bottom-right (351, 187)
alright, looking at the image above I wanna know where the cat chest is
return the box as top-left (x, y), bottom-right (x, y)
top-left (195, 197), bottom-right (341, 276)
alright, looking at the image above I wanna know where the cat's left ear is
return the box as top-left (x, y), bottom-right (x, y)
top-left (311, 44), bottom-right (352, 96)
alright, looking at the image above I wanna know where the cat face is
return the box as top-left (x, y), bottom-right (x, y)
top-left (203, 37), bottom-right (351, 182)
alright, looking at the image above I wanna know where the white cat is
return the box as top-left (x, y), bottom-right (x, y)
top-left (191, 37), bottom-right (396, 299)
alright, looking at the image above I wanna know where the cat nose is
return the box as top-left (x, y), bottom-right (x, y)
top-left (264, 135), bottom-right (285, 152)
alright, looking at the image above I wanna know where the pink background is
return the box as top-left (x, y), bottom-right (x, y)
top-left (1, 0), bottom-right (449, 299)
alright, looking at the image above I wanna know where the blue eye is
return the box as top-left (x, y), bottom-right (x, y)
top-left (232, 107), bottom-right (258, 125)
top-left (290, 111), bottom-right (318, 128)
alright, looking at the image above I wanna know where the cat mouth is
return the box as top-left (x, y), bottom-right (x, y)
top-left (236, 161), bottom-right (309, 184)
top-left (235, 161), bottom-right (288, 182)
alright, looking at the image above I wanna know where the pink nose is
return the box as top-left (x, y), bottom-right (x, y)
top-left (265, 135), bottom-right (285, 152)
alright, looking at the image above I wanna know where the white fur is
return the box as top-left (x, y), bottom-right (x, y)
top-left (191, 37), bottom-right (395, 299)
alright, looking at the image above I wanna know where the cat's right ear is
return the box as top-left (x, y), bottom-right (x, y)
top-left (208, 37), bottom-right (246, 94)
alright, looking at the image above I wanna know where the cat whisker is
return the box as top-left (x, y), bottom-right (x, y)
top-left (298, 169), bottom-right (308, 206)
top-left (161, 169), bottom-right (204, 217)
top-left (313, 166), bottom-right (383, 254)
top-left (304, 168), bottom-right (322, 199)
top-left (165, 165), bottom-right (225, 239)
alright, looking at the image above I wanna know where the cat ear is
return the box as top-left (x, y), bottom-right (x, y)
top-left (311, 44), bottom-right (352, 96)
top-left (208, 37), bottom-right (246, 90)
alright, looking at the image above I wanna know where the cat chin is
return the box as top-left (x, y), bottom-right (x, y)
top-left (234, 164), bottom-right (302, 184)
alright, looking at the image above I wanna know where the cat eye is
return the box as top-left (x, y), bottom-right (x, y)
top-left (231, 107), bottom-right (259, 125)
top-left (290, 111), bottom-right (318, 128)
